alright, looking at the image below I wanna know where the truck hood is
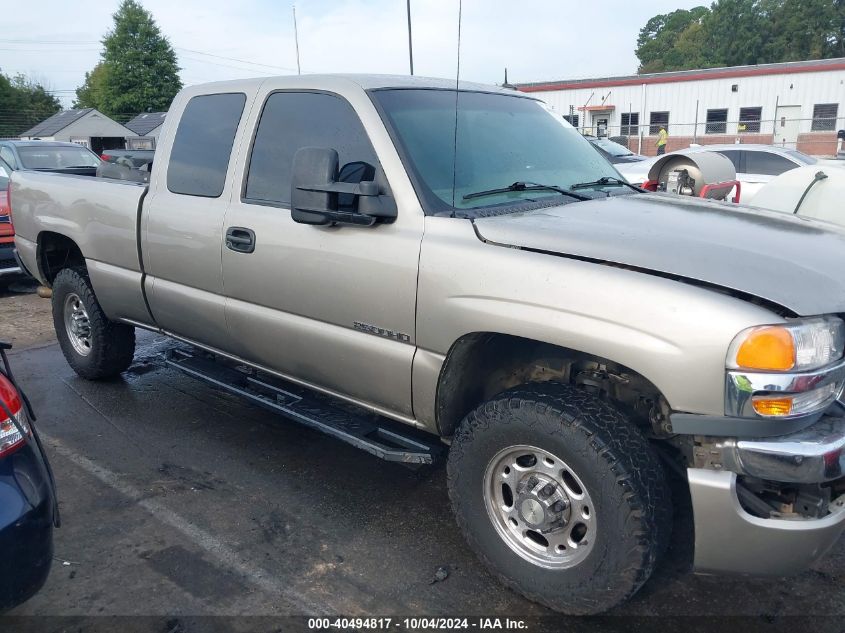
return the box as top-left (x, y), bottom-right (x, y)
top-left (472, 193), bottom-right (845, 316)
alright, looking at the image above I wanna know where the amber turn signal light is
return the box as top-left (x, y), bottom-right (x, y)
top-left (734, 326), bottom-right (795, 371)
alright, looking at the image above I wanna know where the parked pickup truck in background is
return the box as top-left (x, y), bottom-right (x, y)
top-left (97, 149), bottom-right (154, 183)
top-left (10, 75), bottom-right (845, 615)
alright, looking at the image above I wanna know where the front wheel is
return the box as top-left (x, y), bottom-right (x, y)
top-left (52, 267), bottom-right (135, 379)
top-left (447, 383), bottom-right (671, 615)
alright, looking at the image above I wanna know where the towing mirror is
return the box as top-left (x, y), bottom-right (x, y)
top-left (290, 147), bottom-right (396, 226)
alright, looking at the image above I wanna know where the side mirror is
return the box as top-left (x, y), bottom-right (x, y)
top-left (290, 147), bottom-right (396, 226)
top-left (838, 129), bottom-right (845, 140)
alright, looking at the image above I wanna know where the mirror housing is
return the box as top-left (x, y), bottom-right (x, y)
top-left (290, 147), bottom-right (396, 226)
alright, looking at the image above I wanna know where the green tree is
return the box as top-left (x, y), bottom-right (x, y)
top-left (763, 0), bottom-right (845, 60)
top-left (73, 63), bottom-right (110, 110)
top-left (702, 0), bottom-right (771, 67)
top-left (0, 71), bottom-right (61, 137)
top-left (636, 7), bottom-right (710, 72)
top-left (636, 0), bottom-right (845, 72)
top-left (76, 0), bottom-right (182, 117)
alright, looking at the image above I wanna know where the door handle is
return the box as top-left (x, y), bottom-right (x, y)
top-left (225, 227), bottom-right (256, 253)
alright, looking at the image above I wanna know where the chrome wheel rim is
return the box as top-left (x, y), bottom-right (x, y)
top-left (63, 293), bottom-right (92, 356)
top-left (483, 444), bottom-right (596, 569)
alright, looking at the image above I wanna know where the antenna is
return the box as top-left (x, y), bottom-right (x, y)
top-left (450, 0), bottom-right (463, 209)
top-left (406, 0), bottom-right (414, 75)
top-left (293, 5), bottom-right (302, 75)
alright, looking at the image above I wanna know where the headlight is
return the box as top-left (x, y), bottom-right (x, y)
top-left (727, 316), bottom-right (845, 372)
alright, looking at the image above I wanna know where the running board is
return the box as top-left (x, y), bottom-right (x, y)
top-left (164, 348), bottom-right (442, 465)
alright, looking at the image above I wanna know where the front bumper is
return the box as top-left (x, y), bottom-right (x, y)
top-left (689, 412), bottom-right (845, 575)
top-left (689, 468), bottom-right (845, 575)
top-left (702, 412), bottom-right (845, 484)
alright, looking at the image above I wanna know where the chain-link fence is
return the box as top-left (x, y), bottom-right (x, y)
top-left (569, 114), bottom-right (845, 157)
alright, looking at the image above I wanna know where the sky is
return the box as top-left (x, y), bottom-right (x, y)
top-left (1, 0), bottom-right (706, 107)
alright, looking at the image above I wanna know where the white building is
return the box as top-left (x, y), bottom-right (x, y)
top-left (20, 108), bottom-right (136, 155)
top-left (124, 112), bottom-right (167, 149)
top-left (517, 57), bottom-right (845, 156)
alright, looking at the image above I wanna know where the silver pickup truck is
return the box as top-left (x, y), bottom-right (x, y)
top-left (11, 75), bottom-right (845, 615)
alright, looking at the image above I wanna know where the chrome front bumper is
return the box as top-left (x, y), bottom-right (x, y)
top-left (704, 412), bottom-right (845, 484)
top-left (690, 412), bottom-right (845, 575)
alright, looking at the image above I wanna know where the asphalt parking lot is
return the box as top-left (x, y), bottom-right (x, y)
top-left (1, 283), bottom-right (844, 628)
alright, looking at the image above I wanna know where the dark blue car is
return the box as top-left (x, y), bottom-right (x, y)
top-left (0, 342), bottom-right (57, 612)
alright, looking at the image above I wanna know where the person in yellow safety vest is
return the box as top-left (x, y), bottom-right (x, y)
top-left (656, 126), bottom-right (668, 155)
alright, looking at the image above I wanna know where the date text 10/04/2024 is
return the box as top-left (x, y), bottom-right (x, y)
top-left (307, 618), bottom-right (529, 630)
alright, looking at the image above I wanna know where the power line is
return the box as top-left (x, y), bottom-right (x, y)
top-left (0, 37), bottom-right (297, 74)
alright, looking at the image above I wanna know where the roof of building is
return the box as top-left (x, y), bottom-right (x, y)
top-left (516, 57), bottom-right (845, 93)
top-left (124, 112), bottom-right (167, 136)
top-left (20, 108), bottom-right (95, 137)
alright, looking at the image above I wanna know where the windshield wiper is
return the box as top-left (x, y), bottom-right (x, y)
top-left (463, 181), bottom-right (592, 202)
top-left (570, 176), bottom-right (643, 193)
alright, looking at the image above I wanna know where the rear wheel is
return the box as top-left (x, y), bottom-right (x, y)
top-left (447, 382), bottom-right (671, 615)
top-left (52, 267), bottom-right (135, 379)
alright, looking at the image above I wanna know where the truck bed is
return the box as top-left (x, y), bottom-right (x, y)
top-left (11, 170), bottom-right (151, 323)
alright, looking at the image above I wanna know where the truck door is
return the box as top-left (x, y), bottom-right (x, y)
top-left (142, 91), bottom-right (249, 351)
top-left (221, 89), bottom-right (423, 418)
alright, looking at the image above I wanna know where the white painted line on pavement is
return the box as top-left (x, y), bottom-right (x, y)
top-left (41, 432), bottom-right (334, 616)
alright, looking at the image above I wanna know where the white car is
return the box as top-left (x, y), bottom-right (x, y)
top-left (616, 144), bottom-right (833, 203)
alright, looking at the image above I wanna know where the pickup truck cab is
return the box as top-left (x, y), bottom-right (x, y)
top-left (11, 75), bottom-right (845, 615)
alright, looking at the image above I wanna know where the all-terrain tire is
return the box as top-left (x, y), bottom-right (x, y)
top-left (52, 267), bottom-right (135, 379)
top-left (447, 382), bottom-right (671, 615)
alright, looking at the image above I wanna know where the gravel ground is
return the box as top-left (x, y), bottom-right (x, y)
top-left (0, 280), bottom-right (54, 349)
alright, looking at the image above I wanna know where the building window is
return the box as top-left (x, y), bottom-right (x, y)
top-left (812, 103), bottom-right (838, 131)
top-left (621, 112), bottom-right (639, 136)
top-left (738, 107), bottom-right (762, 133)
top-left (705, 109), bottom-right (728, 134)
top-left (562, 114), bottom-right (579, 128)
top-left (649, 111), bottom-right (669, 135)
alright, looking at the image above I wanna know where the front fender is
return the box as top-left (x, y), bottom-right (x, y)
top-left (413, 217), bottom-right (783, 427)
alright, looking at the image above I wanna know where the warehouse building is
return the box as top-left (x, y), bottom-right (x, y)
top-left (19, 108), bottom-right (136, 155)
top-left (517, 57), bottom-right (845, 156)
top-left (124, 112), bottom-right (167, 149)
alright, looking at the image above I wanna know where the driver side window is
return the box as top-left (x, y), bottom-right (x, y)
top-left (244, 92), bottom-right (379, 209)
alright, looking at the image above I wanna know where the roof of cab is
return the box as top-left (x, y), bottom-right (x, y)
top-left (181, 74), bottom-right (531, 97)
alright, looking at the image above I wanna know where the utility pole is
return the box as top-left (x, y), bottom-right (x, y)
top-left (406, 0), bottom-right (414, 75)
top-left (293, 5), bottom-right (302, 75)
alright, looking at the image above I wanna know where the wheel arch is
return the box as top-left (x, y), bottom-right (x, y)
top-left (36, 231), bottom-right (86, 285)
top-left (434, 331), bottom-right (672, 438)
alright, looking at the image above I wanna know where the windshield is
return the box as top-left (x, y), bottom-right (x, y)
top-left (372, 89), bottom-right (620, 214)
top-left (17, 145), bottom-right (101, 169)
top-left (784, 149), bottom-right (817, 165)
top-left (591, 137), bottom-right (634, 157)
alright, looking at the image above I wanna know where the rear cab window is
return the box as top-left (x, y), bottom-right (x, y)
top-left (167, 93), bottom-right (247, 197)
